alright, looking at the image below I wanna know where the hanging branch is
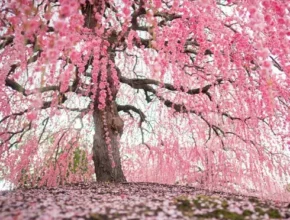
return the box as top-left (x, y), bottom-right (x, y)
top-left (38, 117), bottom-right (49, 144)
top-left (117, 104), bottom-right (146, 126)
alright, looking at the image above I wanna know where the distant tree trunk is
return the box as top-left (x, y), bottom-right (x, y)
top-left (92, 102), bottom-right (126, 182)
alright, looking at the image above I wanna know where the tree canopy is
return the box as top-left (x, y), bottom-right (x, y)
top-left (0, 0), bottom-right (289, 197)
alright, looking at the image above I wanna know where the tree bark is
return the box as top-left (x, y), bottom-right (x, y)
top-left (92, 101), bottom-right (126, 182)
top-left (81, 0), bottom-right (126, 182)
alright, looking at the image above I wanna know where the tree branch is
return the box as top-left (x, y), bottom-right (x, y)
top-left (0, 122), bottom-right (32, 149)
top-left (0, 35), bottom-right (14, 50)
top-left (222, 112), bottom-right (250, 122)
top-left (5, 77), bottom-right (78, 96)
top-left (120, 75), bottom-right (223, 97)
top-left (38, 117), bottom-right (49, 144)
top-left (117, 104), bottom-right (146, 125)
top-left (0, 100), bottom-right (58, 124)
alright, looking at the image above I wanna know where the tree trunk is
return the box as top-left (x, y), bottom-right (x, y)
top-left (92, 101), bottom-right (126, 182)
top-left (80, 0), bottom-right (126, 182)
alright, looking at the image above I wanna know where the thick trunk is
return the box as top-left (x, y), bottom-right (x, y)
top-left (92, 102), bottom-right (126, 182)
top-left (81, 0), bottom-right (126, 182)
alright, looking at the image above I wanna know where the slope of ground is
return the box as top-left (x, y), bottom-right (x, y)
top-left (0, 182), bottom-right (289, 219)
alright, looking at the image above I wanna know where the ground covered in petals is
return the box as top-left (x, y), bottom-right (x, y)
top-left (1, 182), bottom-right (289, 219)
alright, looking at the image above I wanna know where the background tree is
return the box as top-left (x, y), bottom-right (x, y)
top-left (0, 0), bottom-right (289, 195)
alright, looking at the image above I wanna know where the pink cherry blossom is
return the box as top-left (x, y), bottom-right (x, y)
top-left (0, 0), bottom-right (289, 200)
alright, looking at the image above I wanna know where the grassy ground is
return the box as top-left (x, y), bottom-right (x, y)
top-left (0, 182), bottom-right (289, 219)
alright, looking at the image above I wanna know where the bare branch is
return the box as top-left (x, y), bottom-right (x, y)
top-left (5, 77), bottom-right (78, 96)
top-left (0, 122), bottom-right (32, 150)
top-left (0, 110), bottom-right (28, 124)
top-left (0, 35), bottom-right (14, 50)
top-left (225, 131), bottom-right (255, 146)
top-left (270, 56), bottom-right (283, 72)
top-left (38, 117), bottom-right (49, 144)
top-left (57, 106), bottom-right (90, 113)
top-left (0, 100), bottom-right (58, 124)
top-left (117, 104), bottom-right (146, 125)
top-left (120, 75), bottom-right (223, 97)
top-left (5, 78), bottom-right (26, 95)
top-left (222, 112), bottom-right (250, 122)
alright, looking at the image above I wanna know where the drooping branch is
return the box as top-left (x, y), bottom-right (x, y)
top-left (4, 46), bottom-right (64, 96)
top-left (5, 78), bottom-right (26, 95)
top-left (117, 104), bottom-right (146, 126)
top-left (119, 75), bottom-right (202, 114)
top-left (0, 35), bottom-right (14, 50)
top-left (119, 75), bottom-right (223, 97)
top-left (120, 75), bottom-right (197, 118)
top-left (135, 37), bottom-right (213, 56)
top-left (117, 103), bottom-right (150, 149)
top-left (5, 77), bottom-right (78, 96)
top-left (270, 56), bottom-right (283, 72)
top-left (0, 100), bottom-right (56, 124)
top-left (119, 74), bottom-right (253, 147)
top-left (0, 110), bottom-right (28, 124)
top-left (38, 117), bottom-right (49, 144)
top-left (0, 122), bottom-right (32, 150)
top-left (222, 112), bottom-right (250, 122)
top-left (155, 12), bottom-right (182, 22)
top-left (57, 106), bottom-right (89, 113)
